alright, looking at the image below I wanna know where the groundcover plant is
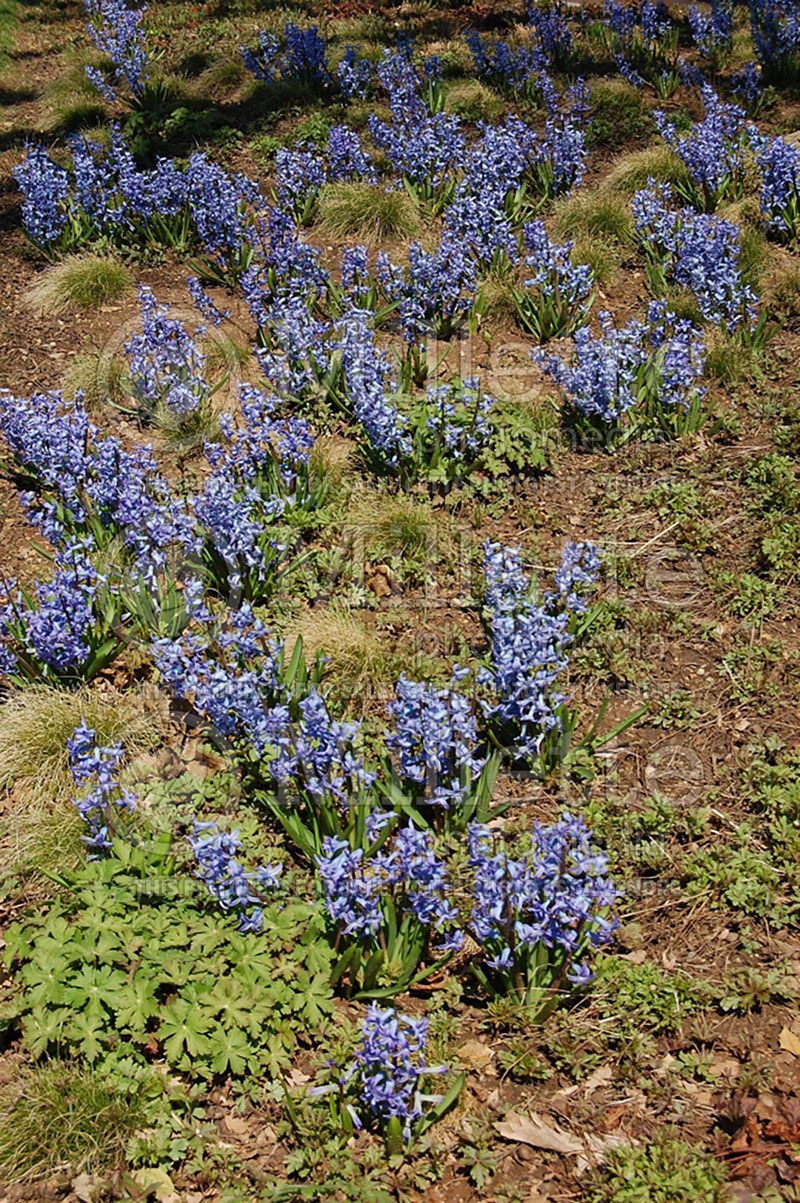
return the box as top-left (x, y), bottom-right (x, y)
top-left (0, 0), bottom-right (799, 1199)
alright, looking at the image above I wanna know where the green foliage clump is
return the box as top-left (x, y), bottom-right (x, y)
top-left (587, 1136), bottom-right (730, 1202)
top-left (595, 956), bottom-right (713, 1033)
top-left (3, 839), bottom-right (333, 1078)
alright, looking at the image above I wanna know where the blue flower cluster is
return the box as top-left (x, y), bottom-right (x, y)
top-left (528, 2), bottom-right (573, 68)
top-left (14, 129), bottom-right (261, 267)
top-left (273, 126), bottom-right (376, 224)
top-left (336, 307), bottom-right (411, 466)
top-left (688, 0), bottom-right (734, 62)
top-left (387, 675), bottom-right (485, 808)
top-left (538, 301), bottom-right (707, 427)
top-left (513, 218), bottom-right (594, 342)
top-left (83, 0), bottom-right (149, 101)
top-left (126, 287), bottom-right (209, 417)
top-left (336, 45), bottom-right (373, 101)
top-left (0, 542), bottom-right (110, 681)
top-left (747, 0), bottom-right (800, 79)
top-left (604, 0), bottom-right (682, 96)
top-left (632, 183), bottom-right (758, 331)
top-left (752, 132), bottom-right (800, 241)
top-left (68, 722), bottom-right (137, 855)
top-left (537, 311), bottom-right (646, 424)
top-left (242, 23), bottom-right (331, 89)
top-left (188, 820), bottom-right (281, 933)
top-left (316, 823), bottom-right (454, 941)
top-left (731, 61), bottom-right (767, 116)
top-left (479, 540), bottom-right (601, 758)
top-left (465, 30), bottom-right (544, 95)
top-left (368, 110), bottom-right (464, 212)
top-left (378, 237), bottom-right (477, 344)
top-left (654, 86), bottom-right (751, 210)
top-left (0, 389), bottom-right (191, 580)
top-left (338, 1005), bottom-right (445, 1139)
top-left (467, 813), bottom-right (618, 997)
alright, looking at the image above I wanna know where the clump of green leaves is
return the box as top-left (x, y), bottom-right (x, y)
top-left (587, 1135), bottom-right (730, 1202)
top-left (594, 956), bottom-right (713, 1034)
top-left (3, 838), bottom-right (333, 1078)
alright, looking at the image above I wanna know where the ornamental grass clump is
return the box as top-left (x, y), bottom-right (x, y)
top-left (25, 254), bottom-right (131, 316)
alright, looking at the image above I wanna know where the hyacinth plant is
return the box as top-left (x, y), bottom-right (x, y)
top-left (375, 238), bottom-right (477, 387)
top-left (381, 673), bottom-right (500, 833)
top-left (537, 304), bottom-right (709, 442)
top-left (67, 722), bottom-right (137, 855)
top-left (654, 87), bottom-right (754, 213)
top-left (753, 133), bottom-right (800, 243)
top-left (125, 287), bottom-right (218, 427)
top-left (465, 30), bottom-right (545, 100)
top-left (188, 820), bottom-right (282, 935)
top-left (747, 0), bottom-right (800, 83)
top-left (315, 820), bottom-right (461, 997)
top-left (309, 1005), bottom-right (462, 1153)
top-left (0, 542), bottom-right (123, 686)
top-left (603, 0), bottom-right (683, 98)
top-left (13, 127), bottom-right (262, 275)
top-left (479, 539), bottom-right (606, 770)
top-left (192, 384), bottom-right (319, 605)
top-left (465, 814), bottom-right (619, 1012)
top-left (83, 0), bottom-right (150, 104)
top-left (632, 182), bottom-right (761, 338)
top-left (151, 608), bottom-right (383, 863)
top-left (688, 0), bottom-right (734, 71)
top-left (511, 219), bottom-right (594, 342)
top-left (241, 22), bottom-right (333, 92)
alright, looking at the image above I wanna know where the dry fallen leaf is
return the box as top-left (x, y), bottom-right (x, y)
top-left (583, 1064), bottom-right (614, 1096)
top-left (220, 1114), bottom-right (250, 1139)
top-left (577, 1133), bottom-right (636, 1176)
top-left (620, 949), bottom-right (647, 965)
top-left (70, 1175), bottom-right (99, 1203)
top-left (457, 1039), bottom-right (494, 1071)
top-left (494, 1111), bottom-right (584, 1155)
top-left (495, 1111), bottom-right (637, 1175)
top-left (779, 1027), bottom-right (800, 1057)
